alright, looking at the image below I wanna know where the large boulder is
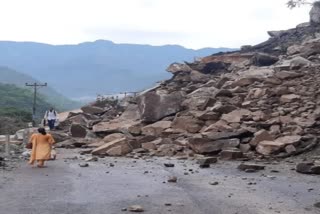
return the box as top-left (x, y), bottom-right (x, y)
top-left (15, 128), bottom-right (37, 141)
top-left (220, 149), bottom-right (243, 160)
top-left (202, 129), bottom-right (253, 141)
top-left (157, 143), bottom-right (179, 155)
top-left (103, 133), bottom-right (126, 143)
top-left (70, 124), bottom-right (88, 138)
top-left (274, 56), bottom-right (312, 71)
top-left (106, 143), bottom-right (133, 156)
top-left (289, 38), bottom-right (320, 57)
top-left (190, 70), bottom-right (210, 83)
top-left (203, 120), bottom-right (233, 132)
top-left (67, 113), bottom-right (87, 126)
top-left (300, 38), bottom-right (320, 58)
top-left (142, 141), bottom-right (157, 150)
top-left (137, 91), bottom-right (184, 122)
top-left (56, 139), bottom-right (77, 148)
top-left (15, 129), bottom-right (27, 141)
top-left (296, 22), bottom-right (310, 28)
top-left (171, 116), bottom-right (204, 133)
top-left (250, 53), bottom-right (278, 66)
top-left (187, 61), bottom-right (230, 74)
top-left (58, 109), bottom-right (83, 123)
top-left (293, 117), bottom-right (316, 128)
top-left (310, 2), bottom-right (320, 25)
top-left (250, 130), bottom-right (274, 146)
top-left (190, 110), bottom-right (220, 121)
top-left (188, 138), bottom-right (240, 154)
top-left (50, 131), bottom-right (71, 143)
top-left (210, 103), bottom-right (237, 114)
top-left (187, 87), bottom-right (219, 98)
top-left (91, 138), bottom-right (131, 155)
top-left (275, 71), bottom-right (303, 80)
top-left (239, 67), bottom-right (274, 78)
top-left (81, 105), bottom-right (105, 115)
top-left (296, 162), bottom-right (320, 175)
top-left (280, 94), bottom-right (300, 103)
top-left (287, 45), bottom-right (303, 56)
top-left (268, 30), bottom-right (286, 38)
top-left (182, 97), bottom-right (215, 111)
top-left (141, 121), bottom-right (172, 136)
top-left (127, 123), bottom-right (144, 136)
top-left (230, 77), bottom-right (260, 87)
top-left (276, 135), bottom-right (301, 146)
top-left (92, 120), bottom-right (141, 134)
top-left (289, 56), bottom-right (312, 69)
top-left (166, 63), bottom-right (192, 74)
top-left (118, 104), bottom-right (141, 121)
top-left (221, 109), bottom-right (252, 123)
top-left (256, 140), bottom-right (285, 156)
top-left (88, 133), bottom-right (125, 148)
top-left (67, 113), bottom-right (101, 129)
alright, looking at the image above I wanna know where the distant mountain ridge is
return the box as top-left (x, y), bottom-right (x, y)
top-left (0, 40), bottom-right (235, 100)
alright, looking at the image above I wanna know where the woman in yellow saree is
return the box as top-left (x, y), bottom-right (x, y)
top-left (29, 128), bottom-right (55, 168)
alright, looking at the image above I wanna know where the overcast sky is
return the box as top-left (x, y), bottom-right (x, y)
top-left (0, 0), bottom-right (311, 49)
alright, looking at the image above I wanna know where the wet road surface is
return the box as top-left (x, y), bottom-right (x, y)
top-left (1, 149), bottom-right (320, 214)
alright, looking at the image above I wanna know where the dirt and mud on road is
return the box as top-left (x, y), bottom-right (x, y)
top-left (0, 149), bottom-right (320, 214)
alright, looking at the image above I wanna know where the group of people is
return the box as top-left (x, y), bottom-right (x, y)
top-left (27, 108), bottom-right (59, 168)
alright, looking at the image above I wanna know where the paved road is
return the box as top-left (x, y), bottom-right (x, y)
top-left (0, 149), bottom-right (320, 214)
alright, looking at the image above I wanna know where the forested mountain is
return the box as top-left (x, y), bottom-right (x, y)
top-left (0, 66), bottom-right (81, 110)
top-left (0, 83), bottom-right (53, 134)
top-left (0, 40), bottom-right (235, 100)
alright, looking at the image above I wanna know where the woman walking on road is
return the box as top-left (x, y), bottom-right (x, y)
top-left (28, 128), bottom-right (55, 168)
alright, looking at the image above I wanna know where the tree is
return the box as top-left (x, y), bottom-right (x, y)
top-left (287, 0), bottom-right (317, 9)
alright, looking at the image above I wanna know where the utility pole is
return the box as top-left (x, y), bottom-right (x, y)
top-left (25, 82), bottom-right (47, 126)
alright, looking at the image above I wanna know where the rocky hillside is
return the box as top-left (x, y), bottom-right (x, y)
top-left (52, 5), bottom-right (320, 174)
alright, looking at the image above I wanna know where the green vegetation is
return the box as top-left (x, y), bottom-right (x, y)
top-left (0, 83), bottom-right (53, 134)
top-left (0, 66), bottom-right (81, 111)
top-left (0, 66), bottom-right (82, 134)
top-left (0, 83), bottom-right (52, 114)
top-left (0, 107), bottom-right (32, 122)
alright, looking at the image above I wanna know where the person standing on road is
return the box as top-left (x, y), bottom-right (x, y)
top-left (44, 107), bottom-right (58, 130)
top-left (28, 128), bottom-right (55, 168)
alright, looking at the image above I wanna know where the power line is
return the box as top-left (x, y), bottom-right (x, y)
top-left (25, 82), bottom-right (47, 126)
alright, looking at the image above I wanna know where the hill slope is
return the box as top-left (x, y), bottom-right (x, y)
top-left (0, 83), bottom-right (52, 116)
top-left (0, 66), bottom-right (81, 110)
top-left (0, 40), bottom-right (235, 100)
top-left (0, 83), bottom-right (53, 134)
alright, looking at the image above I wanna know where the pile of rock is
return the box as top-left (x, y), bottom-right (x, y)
top-left (59, 21), bottom-right (320, 162)
top-left (55, 98), bottom-right (125, 146)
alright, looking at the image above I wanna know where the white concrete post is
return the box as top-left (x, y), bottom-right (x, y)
top-left (23, 128), bottom-right (30, 145)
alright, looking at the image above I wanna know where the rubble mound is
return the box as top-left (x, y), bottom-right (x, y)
top-left (59, 23), bottom-right (320, 161)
